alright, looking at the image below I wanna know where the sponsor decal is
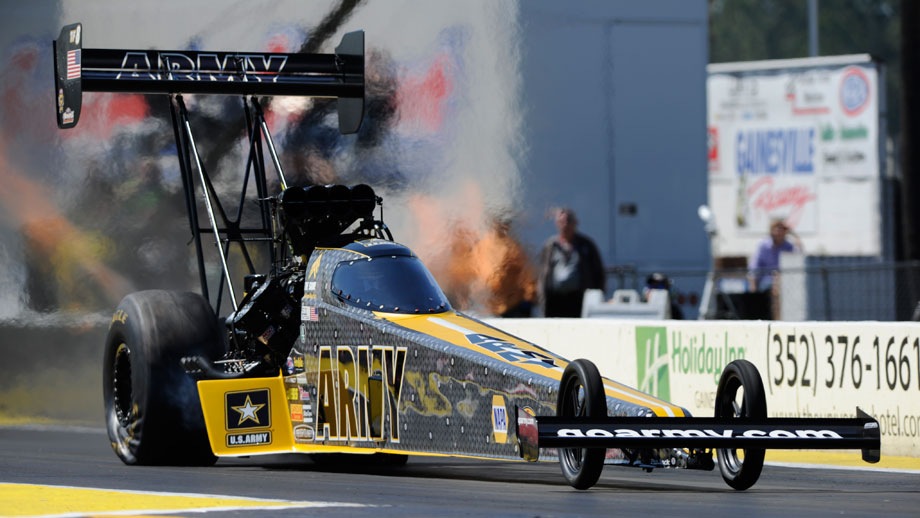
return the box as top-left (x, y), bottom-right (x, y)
top-left (840, 124), bottom-right (868, 140)
top-left (66, 49), bottom-right (81, 80)
top-left (62, 108), bottom-right (75, 125)
top-left (746, 176), bottom-right (815, 226)
top-left (635, 327), bottom-right (670, 401)
top-left (258, 325), bottom-right (276, 345)
top-left (69, 25), bottom-right (81, 45)
top-left (111, 309), bottom-right (128, 326)
top-left (293, 424), bottom-right (315, 442)
top-left (115, 51), bottom-right (288, 83)
top-left (427, 317), bottom-right (561, 371)
top-left (736, 127), bottom-right (815, 175)
top-left (556, 427), bottom-right (843, 440)
top-left (299, 386), bottom-right (311, 400)
top-left (307, 252), bottom-right (323, 279)
top-left (823, 150), bottom-right (866, 165)
top-left (226, 389), bottom-right (270, 430)
top-left (840, 66), bottom-right (870, 117)
top-left (465, 333), bottom-right (556, 368)
top-left (291, 403), bottom-right (303, 422)
top-left (226, 431), bottom-right (272, 447)
top-left (305, 281), bottom-right (317, 291)
top-left (492, 395), bottom-right (508, 444)
top-left (785, 86), bottom-right (829, 116)
top-left (316, 345), bottom-right (407, 442)
top-left (286, 387), bottom-right (300, 401)
top-left (57, 89), bottom-right (64, 114)
top-left (636, 327), bottom-right (749, 397)
top-left (670, 330), bottom-right (746, 385)
top-left (821, 124), bottom-right (869, 142)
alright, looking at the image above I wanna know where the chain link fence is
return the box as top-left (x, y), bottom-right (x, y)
top-left (604, 258), bottom-right (920, 322)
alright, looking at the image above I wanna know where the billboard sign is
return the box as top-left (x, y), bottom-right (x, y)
top-left (707, 55), bottom-right (883, 257)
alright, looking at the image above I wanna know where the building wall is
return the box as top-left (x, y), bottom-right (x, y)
top-left (517, 1), bottom-right (711, 316)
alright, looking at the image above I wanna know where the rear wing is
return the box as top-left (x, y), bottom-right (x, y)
top-left (52, 22), bottom-right (364, 133)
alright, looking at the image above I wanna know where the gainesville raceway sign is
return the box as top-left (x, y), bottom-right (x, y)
top-left (490, 318), bottom-right (920, 457)
top-left (706, 54), bottom-right (886, 257)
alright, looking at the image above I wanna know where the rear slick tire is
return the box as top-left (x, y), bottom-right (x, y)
top-left (556, 359), bottom-right (606, 490)
top-left (103, 290), bottom-right (223, 466)
top-left (715, 359), bottom-right (767, 490)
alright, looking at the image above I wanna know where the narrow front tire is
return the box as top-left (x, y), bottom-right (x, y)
top-left (556, 359), bottom-right (607, 490)
top-left (715, 359), bottom-right (767, 490)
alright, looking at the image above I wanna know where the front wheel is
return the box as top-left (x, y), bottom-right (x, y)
top-left (103, 290), bottom-right (224, 465)
top-left (556, 359), bottom-right (606, 490)
top-left (715, 359), bottom-right (767, 490)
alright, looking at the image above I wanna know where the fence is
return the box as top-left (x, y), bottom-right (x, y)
top-left (604, 258), bottom-right (920, 322)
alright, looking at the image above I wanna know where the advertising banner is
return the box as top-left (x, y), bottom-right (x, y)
top-left (707, 55), bottom-right (883, 257)
top-left (491, 318), bottom-right (919, 457)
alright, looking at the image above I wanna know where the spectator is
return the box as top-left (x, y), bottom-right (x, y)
top-left (538, 207), bottom-right (605, 317)
top-left (748, 218), bottom-right (803, 292)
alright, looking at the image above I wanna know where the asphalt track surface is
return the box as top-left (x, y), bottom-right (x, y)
top-left (1, 424), bottom-right (918, 518)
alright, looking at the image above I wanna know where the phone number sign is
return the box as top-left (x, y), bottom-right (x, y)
top-left (762, 322), bottom-right (919, 455)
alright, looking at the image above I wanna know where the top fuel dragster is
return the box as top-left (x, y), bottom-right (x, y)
top-left (53, 23), bottom-right (880, 490)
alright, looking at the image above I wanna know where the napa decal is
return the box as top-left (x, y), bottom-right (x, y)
top-left (315, 345), bottom-right (406, 443)
top-left (225, 389), bottom-right (272, 447)
top-left (492, 395), bottom-right (509, 444)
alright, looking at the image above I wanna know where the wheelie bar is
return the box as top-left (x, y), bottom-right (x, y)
top-left (516, 407), bottom-right (880, 463)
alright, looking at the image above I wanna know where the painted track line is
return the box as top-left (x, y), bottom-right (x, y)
top-left (0, 483), bottom-right (374, 517)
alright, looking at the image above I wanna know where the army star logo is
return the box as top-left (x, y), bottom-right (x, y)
top-left (232, 395), bottom-right (265, 426)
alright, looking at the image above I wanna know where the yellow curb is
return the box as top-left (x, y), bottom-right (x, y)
top-left (765, 450), bottom-right (920, 471)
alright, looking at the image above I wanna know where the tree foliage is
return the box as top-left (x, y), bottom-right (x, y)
top-left (709, 0), bottom-right (902, 133)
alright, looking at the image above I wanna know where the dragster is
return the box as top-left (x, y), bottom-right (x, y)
top-left (53, 23), bottom-right (880, 491)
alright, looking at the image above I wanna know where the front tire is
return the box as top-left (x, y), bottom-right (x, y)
top-left (715, 359), bottom-right (767, 490)
top-left (557, 359), bottom-right (606, 490)
top-left (103, 290), bottom-right (224, 465)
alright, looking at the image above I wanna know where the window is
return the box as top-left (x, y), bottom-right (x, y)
top-left (331, 255), bottom-right (450, 314)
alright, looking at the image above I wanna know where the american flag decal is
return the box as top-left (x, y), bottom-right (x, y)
top-left (304, 305), bottom-right (319, 322)
top-left (66, 49), bottom-right (81, 80)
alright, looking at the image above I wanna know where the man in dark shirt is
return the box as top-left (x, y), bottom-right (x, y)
top-left (538, 208), bottom-right (605, 317)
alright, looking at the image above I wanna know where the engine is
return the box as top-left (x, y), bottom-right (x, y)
top-left (225, 269), bottom-right (304, 373)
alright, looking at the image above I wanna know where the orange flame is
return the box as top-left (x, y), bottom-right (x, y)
top-left (404, 181), bottom-right (535, 316)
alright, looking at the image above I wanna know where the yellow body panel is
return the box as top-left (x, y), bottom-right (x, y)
top-left (198, 374), bottom-right (417, 457)
top-left (198, 376), bottom-right (294, 456)
top-left (380, 312), bottom-right (686, 417)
